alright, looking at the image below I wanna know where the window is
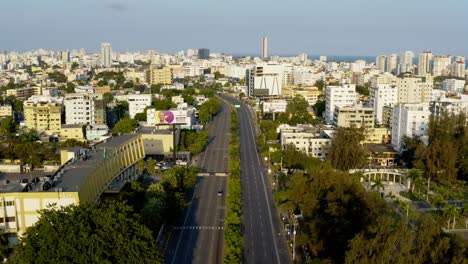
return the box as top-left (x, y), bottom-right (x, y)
top-left (5, 201), bottom-right (14, 207)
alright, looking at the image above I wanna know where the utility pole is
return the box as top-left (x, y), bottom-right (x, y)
top-left (292, 220), bottom-right (297, 262)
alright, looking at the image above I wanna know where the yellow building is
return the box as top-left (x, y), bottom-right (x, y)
top-left (291, 87), bottom-right (322, 106)
top-left (364, 127), bottom-right (392, 144)
top-left (0, 105), bottom-right (13, 118)
top-left (0, 135), bottom-right (144, 239)
top-left (59, 124), bottom-right (85, 141)
top-left (94, 86), bottom-right (111, 94)
top-left (6, 87), bottom-right (41, 98)
top-left (23, 101), bottom-right (62, 135)
top-left (333, 103), bottom-right (375, 129)
top-left (146, 66), bottom-right (173, 85)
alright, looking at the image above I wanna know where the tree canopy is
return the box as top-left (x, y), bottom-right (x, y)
top-left (9, 201), bottom-right (161, 264)
top-left (113, 117), bottom-right (138, 133)
top-left (326, 126), bottom-right (367, 171)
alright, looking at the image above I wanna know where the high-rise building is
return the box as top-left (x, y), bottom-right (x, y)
top-left (246, 63), bottom-right (283, 97)
top-left (61, 50), bottom-right (70, 62)
top-left (100, 42), bottom-right (112, 67)
top-left (432, 55), bottom-right (451, 77)
top-left (418, 51), bottom-right (432, 75)
top-left (324, 84), bottom-right (358, 124)
top-left (399, 51), bottom-right (414, 73)
top-left (198, 48), bottom-right (210, 59)
top-left (24, 101), bottom-right (62, 135)
top-left (262, 36), bottom-right (268, 60)
top-left (386, 54), bottom-right (398, 74)
top-left (376, 55), bottom-right (386, 72)
top-left (451, 57), bottom-right (466, 78)
top-left (369, 74), bottom-right (398, 125)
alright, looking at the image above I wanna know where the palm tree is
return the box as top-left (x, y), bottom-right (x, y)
top-left (371, 179), bottom-right (385, 197)
top-left (407, 169), bottom-right (422, 193)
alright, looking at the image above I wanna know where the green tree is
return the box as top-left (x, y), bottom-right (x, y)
top-left (123, 81), bottom-right (134, 88)
top-left (134, 112), bottom-right (147, 122)
top-left (103, 92), bottom-right (114, 106)
top-left (312, 99), bottom-right (325, 119)
top-left (9, 201), bottom-right (161, 264)
top-left (0, 116), bottom-right (16, 136)
top-left (326, 126), bottom-right (367, 170)
top-left (66, 82), bottom-right (76, 93)
top-left (113, 117), bottom-right (138, 133)
top-left (147, 158), bottom-right (156, 175)
top-left (0, 233), bottom-right (9, 261)
top-left (137, 159), bottom-right (145, 175)
top-left (356, 83), bottom-right (370, 96)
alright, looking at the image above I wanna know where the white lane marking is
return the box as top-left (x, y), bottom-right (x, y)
top-left (171, 182), bottom-right (198, 264)
top-left (241, 103), bottom-right (282, 264)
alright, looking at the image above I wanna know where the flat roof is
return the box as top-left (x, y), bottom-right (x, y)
top-left (53, 134), bottom-right (139, 192)
top-left (366, 144), bottom-right (398, 153)
top-left (137, 126), bottom-right (173, 135)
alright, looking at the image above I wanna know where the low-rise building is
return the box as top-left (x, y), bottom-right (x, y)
top-left (86, 124), bottom-right (109, 141)
top-left (128, 94), bottom-right (152, 119)
top-left (333, 103), bottom-right (374, 129)
top-left (279, 124), bottom-right (332, 159)
top-left (59, 124), bottom-right (85, 141)
top-left (365, 144), bottom-right (398, 167)
top-left (0, 135), bottom-right (144, 242)
top-left (0, 105), bottom-right (13, 118)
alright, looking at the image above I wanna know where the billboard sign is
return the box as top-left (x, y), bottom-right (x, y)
top-left (263, 101), bottom-right (287, 113)
top-left (147, 109), bottom-right (187, 125)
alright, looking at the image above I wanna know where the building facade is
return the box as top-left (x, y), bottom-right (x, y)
top-left (23, 101), bottom-right (61, 135)
top-left (391, 103), bottom-right (430, 151)
top-left (324, 84), bottom-right (357, 124)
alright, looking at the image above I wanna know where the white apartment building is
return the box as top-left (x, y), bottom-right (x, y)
top-left (376, 55), bottom-right (386, 73)
top-left (397, 76), bottom-right (433, 104)
top-left (432, 56), bottom-right (451, 77)
top-left (279, 124), bottom-right (332, 160)
top-left (418, 51), bottom-right (433, 75)
top-left (350, 60), bottom-right (366, 73)
top-left (391, 103), bottom-right (430, 151)
top-left (431, 91), bottom-right (468, 117)
top-left (399, 51), bottom-right (414, 74)
top-left (246, 63), bottom-right (283, 97)
top-left (369, 80), bottom-right (398, 125)
top-left (64, 93), bottom-right (103, 125)
top-left (442, 79), bottom-right (466, 93)
top-left (324, 84), bottom-right (357, 124)
top-left (450, 60), bottom-right (466, 78)
top-left (128, 94), bottom-right (152, 118)
top-left (293, 71), bottom-right (317, 86)
top-left (386, 54), bottom-right (398, 74)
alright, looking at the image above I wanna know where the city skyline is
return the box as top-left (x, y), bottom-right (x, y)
top-left (1, 0), bottom-right (467, 57)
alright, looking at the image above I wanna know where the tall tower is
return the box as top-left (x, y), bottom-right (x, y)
top-left (262, 36), bottom-right (268, 60)
top-left (418, 51), bottom-right (432, 75)
top-left (376, 55), bottom-right (386, 72)
top-left (100, 42), bottom-right (112, 67)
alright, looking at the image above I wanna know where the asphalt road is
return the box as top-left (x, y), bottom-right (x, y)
top-left (224, 96), bottom-right (291, 264)
top-left (165, 100), bottom-right (230, 264)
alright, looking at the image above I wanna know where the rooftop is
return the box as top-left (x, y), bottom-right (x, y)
top-left (0, 135), bottom-right (139, 194)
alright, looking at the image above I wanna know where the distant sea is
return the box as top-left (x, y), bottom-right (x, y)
top-left (231, 54), bottom-right (376, 63)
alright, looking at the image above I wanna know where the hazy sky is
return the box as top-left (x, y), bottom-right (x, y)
top-left (2, 0), bottom-right (467, 56)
